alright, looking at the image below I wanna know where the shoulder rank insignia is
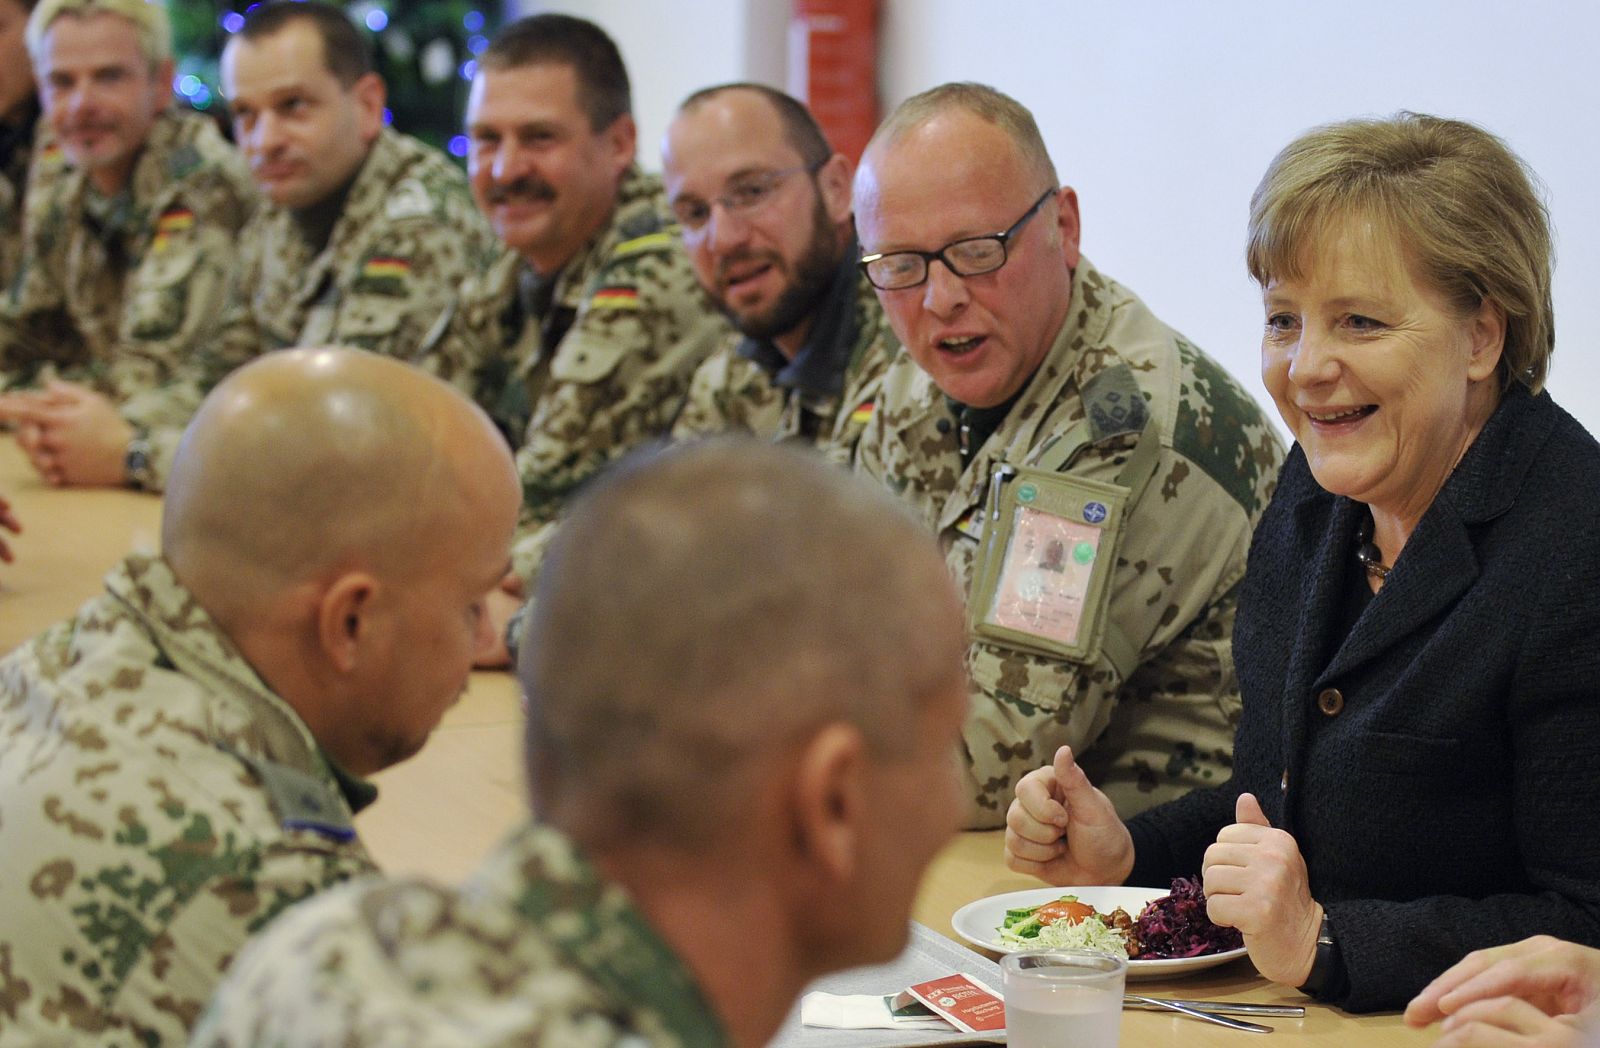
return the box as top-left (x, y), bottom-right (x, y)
top-left (385, 179), bottom-right (435, 221)
top-left (609, 230), bottom-right (673, 260)
top-left (227, 747), bottom-right (358, 843)
top-left (168, 143), bottom-right (202, 179)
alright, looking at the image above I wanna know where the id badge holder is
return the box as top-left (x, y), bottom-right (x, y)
top-left (968, 465), bottom-right (1128, 663)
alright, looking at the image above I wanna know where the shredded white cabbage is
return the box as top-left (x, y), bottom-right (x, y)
top-left (999, 916), bottom-right (1130, 958)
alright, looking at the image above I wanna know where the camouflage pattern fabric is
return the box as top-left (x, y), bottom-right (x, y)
top-left (0, 107), bottom-right (43, 291)
top-left (856, 256), bottom-right (1285, 828)
top-left (0, 108), bottom-right (255, 404)
top-left (123, 127), bottom-right (501, 491)
top-left (432, 166), bottom-right (728, 583)
top-left (0, 554), bottom-right (378, 1047)
top-left (671, 265), bottom-right (897, 467)
top-left (192, 822), bottom-right (729, 1048)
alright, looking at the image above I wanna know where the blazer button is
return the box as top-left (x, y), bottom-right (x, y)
top-left (1316, 688), bottom-right (1344, 716)
top-left (1280, 769), bottom-right (1289, 793)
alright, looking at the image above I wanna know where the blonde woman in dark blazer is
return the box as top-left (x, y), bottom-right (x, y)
top-left (1003, 112), bottom-right (1600, 1014)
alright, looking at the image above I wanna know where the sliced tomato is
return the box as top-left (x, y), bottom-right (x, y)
top-left (1034, 899), bottom-right (1097, 926)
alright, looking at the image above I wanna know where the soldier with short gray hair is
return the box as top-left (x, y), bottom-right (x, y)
top-left (0, 0), bottom-right (255, 487)
top-left (852, 82), bottom-right (1286, 826)
top-left (0, 348), bottom-right (520, 1046)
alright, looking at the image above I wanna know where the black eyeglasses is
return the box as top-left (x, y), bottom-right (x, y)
top-left (670, 159), bottom-right (826, 237)
top-left (858, 187), bottom-right (1056, 291)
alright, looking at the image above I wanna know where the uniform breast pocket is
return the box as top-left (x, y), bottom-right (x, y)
top-left (322, 295), bottom-right (408, 355)
top-left (126, 243), bottom-right (206, 341)
top-left (967, 642), bottom-right (1112, 746)
top-left (549, 313), bottom-right (645, 386)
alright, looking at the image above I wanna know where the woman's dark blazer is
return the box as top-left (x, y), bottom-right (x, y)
top-left (1125, 384), bottom-right (1600, 1012)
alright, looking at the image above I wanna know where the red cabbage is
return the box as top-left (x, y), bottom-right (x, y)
top-left (1132, 876), bottom-right (1244, 959)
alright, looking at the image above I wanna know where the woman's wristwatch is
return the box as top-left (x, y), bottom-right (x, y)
top-left (1297, 910), bottom-right (1348, 1000)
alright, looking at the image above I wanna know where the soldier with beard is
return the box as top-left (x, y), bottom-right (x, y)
top-left (664, 84), bottom-right (896, 465)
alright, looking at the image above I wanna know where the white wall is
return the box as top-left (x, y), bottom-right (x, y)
top-left (515, 0), bottom-right (786, 169)
top-left (524, 0), bottom-right (1600, 437)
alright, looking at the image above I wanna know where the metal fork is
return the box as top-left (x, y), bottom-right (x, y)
top-left (1123, 993), bottom-right (1276, 1033)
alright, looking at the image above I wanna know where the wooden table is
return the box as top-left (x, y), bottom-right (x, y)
top-left (1, 435), bottom-right (1435, 1046)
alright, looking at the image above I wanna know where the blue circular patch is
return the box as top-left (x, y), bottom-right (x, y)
top-left (1083, 501), bottom-right (1108, 524)
top-left (1016, 483), bottom-right (1038, 504)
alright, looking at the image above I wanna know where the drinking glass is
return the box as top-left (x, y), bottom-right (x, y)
top-left (1001, 949), bottom-right (1126, 1048)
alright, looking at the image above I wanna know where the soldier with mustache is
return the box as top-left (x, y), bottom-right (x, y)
top-left (432, 14), bottom-right (728, 668)
top-left (664, 84), bottom-right (896, 466)
top-left (0, 0), bottom-right (254, 488)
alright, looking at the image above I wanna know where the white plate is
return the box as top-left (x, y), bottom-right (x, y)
top-left (950, 886), bottom-right (1250, 979)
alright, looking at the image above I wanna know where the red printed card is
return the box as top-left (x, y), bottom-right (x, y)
top-left (901, 973), bottom-right (1007, 1033)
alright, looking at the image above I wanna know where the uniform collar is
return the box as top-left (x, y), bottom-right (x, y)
top-left (493, 823), bottom-right (730, 1047)
top-left (103, 553), bottom-right (373, 803)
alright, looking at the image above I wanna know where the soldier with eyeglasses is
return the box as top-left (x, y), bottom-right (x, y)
top-left (852, 82), bottom-right (1286, 827)
top-left (664, 83), bottom-right (897, 464)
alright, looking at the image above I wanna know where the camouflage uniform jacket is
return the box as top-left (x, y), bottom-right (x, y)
top-left (0, 554), bottom-right (379, 1047)
top-left (0, 108), bottom-right (255, 401)
top-left (856, 257), bottom-right (1285, 827)
top-left (671, 247), bottom-right (897, 466)
top-left (192, 822), bottom-right (730, 1048)
top-left (436, 166), bottom-right (728, 582)
top-left (123, 127), bottom-right (500, 491)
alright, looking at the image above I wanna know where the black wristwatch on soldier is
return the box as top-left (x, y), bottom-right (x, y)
top-left (124, 434), bottom-right (156, 491)
top-left (1297, 910), bottom-right (1348, 1000)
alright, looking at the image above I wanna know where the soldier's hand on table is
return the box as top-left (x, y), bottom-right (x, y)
top-left (1407, 936), bottom-right (1600, 1033)
top-left (1003, 745), bottom-right (1134, 886)
top-left (0, 493), bottom-right (18, 563)
top-left (1201, 792), bottom-right (1323, 986)
top-left (0, 381), bottom-right (132, 487)
top-left (473, 572), bottom-right (526, 669)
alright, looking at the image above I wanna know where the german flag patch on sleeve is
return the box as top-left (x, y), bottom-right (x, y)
top-left (150, 207), bottom-right (195, 253)
top-left (589, 285), bottom-right (640, 310)
top-left (354, 256), bottom-right (412, 295)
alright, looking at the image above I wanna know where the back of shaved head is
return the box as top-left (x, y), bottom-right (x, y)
top-left (162, 348), bottom-right (507, 630)
top-left (522, 439), bottom-right (967, 851)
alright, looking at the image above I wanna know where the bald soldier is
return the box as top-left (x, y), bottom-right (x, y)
top-left (194, 441), bottom-right (969, 1048)
top-left (853, 83), bottom-right (1285, 826)
top-left (0, 349), bottom-right (519, 1046)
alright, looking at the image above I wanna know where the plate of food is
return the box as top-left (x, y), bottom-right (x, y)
top-left (949, 877), bottom-right (1250, 978)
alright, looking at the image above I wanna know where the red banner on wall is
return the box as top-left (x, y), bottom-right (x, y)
top-left (788, 0), bottom-right (880, 164)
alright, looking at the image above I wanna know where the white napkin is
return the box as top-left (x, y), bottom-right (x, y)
top-left (800, 992), bottom-right (952, 1031)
